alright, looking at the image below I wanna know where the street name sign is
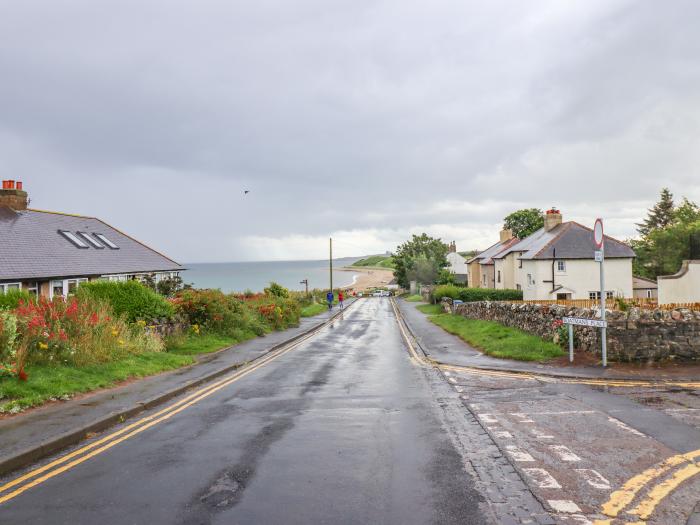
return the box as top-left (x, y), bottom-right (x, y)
top-left (563, 316), bottom-right (607, 328)
top-left (594, 250), bottom-right (603, 262)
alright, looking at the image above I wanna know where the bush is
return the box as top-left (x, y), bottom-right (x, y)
top-left (431, 285), bottom-right (523, 303)
top-left (0, 289), bottom-right (33, 310)
top-left (173, 289), bottom-right (266, 337)
top-left (264, 282), bottom-right (290, 298)
top-left (77, 281), bottom-right (174, 323)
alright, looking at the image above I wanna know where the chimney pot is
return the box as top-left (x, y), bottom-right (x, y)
top-left (544, 209), bottom-right (563, 231)
top-left (16, 181), bottom-right (22, 190)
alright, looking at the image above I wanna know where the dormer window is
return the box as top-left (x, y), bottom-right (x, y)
top-left (78, 232), bottom-right (104, 249)
top-left (95, 233), bottom-right (119, 249)
top-left (59, 230), bottom-right (89, 248)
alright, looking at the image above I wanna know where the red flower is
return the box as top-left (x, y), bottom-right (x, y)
top-left (18, 368), bottom-right (28, 381)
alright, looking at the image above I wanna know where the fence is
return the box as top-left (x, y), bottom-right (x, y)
top-left (503, 298), bottom-right (700, 311)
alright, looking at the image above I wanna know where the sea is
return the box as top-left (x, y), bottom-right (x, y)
top-left (183, 257), bottom-right (362, 293)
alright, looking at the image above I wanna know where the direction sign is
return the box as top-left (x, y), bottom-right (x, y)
top-left (562, 316), bottom-right (607, 328)
top-left (593, 218), bottom-right (604, 248)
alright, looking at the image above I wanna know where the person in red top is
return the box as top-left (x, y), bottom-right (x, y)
top-left (338, 291), bottom-right (344, 310)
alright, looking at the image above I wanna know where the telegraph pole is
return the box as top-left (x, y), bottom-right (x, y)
top-left (329, 237), bottom-right (333, 293)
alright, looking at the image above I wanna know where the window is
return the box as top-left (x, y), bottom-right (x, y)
top-left (0, 282), bottom-right (21, 293)
top-left (482, 274), bottom-right (487, 285)
top-left (497, 271), bottom-right (501, 283)
top-left (518, 259), bottom-right (523, 269)
top-left (50, 278), bottom-right (87, 299)
top-left (527, 274), bottom-right (533, 286)
top-left (26, 282), bottom-right (39, 297)
top-left (59, 230), bottom-right (89, 248)
top-left (557, 261), bottom-right (566, 272)
top-left (589, 291), bottom-right (614, 300)
top-left (95, 234), bottom-right (119, 249)
top-left (646, 290), bottom-right (653, 299)
top-left (516, 284), bottom-right (521, 291)
top-left (78, 232), bottom-right (104, 248)
top-left (66, 278), bottom-right (87, 296)
top-left (51, 280), bottom-right (64, 299)
top-left (557, 293), bottom-right (572, 300)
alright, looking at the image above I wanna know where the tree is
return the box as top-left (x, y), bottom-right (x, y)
top-left (636, 188), bottom-right (675, 236)
top-left (503, 208), bottom-right (544, 239)
top-left (674, 197), bottom-right (700, 225)
top-left (393, 234), bottom-right (449, 288)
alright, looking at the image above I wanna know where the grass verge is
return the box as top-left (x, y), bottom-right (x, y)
top-left (417, 306), bottom-right (564, 361)
top-left (417, 304), bottom-right (444, 315)
top-left (301, 303), bottom-right (327, 317)
top-left (0, 353), bottom-right (194, 414)
top-left (404, 294), bottom-right (425, 302)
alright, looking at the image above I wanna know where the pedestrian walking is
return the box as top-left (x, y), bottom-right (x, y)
top-left (338, 291), bottom-right (344, 310)
top-left (326, 290), bottom-right (334, 310)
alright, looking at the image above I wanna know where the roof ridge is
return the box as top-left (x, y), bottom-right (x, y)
top-left (532, 222), bottom-right (573, 258)
top-left (569, 220), bottom-right (633, 248)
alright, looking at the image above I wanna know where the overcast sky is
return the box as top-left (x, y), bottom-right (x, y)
top-left (1, 1), bottom-right (699, 262)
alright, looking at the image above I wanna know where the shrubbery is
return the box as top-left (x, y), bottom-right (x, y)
top-left (77, 281), bottom-right (174, 323)
top-left (431, 285), bottom-right (522, 303)
top-left (0, 289), bottom-right (33, 310)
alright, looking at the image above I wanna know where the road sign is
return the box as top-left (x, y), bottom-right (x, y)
top-left (594, 250), bottom-right (603, 262)
top-left (593, 218), bottom-right (604, 248)
top-left (562, 316), bottom-right (607, 328)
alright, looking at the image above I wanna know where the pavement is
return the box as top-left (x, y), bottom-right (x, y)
top-left (0, 303), bottom-right (350, 477)
top-left (396, 299), bottom-right (700, 383)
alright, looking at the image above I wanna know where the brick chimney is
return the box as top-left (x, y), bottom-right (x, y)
top-left (499, 228), bottom-right (514, 242)
top-left (0, 180), bottom-right (28, 210)
top-left (544, 208), bottom-right (562, 232)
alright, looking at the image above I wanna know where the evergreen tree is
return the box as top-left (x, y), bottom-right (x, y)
top-left (636, 188), bottom-right (675, 236)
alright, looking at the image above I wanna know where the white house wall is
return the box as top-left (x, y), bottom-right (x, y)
top-left (517, 258), bottom-right (633, 300)
top-left (658, 261), bottom-right (700, 304)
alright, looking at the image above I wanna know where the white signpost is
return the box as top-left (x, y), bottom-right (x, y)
top-left (593, 218), bottom-right (607, 367)
top-left (562, 316), bottom-right (608, 363)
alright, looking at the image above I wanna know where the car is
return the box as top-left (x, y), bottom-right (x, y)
top-left (372, 290), bottom-right (383, 297)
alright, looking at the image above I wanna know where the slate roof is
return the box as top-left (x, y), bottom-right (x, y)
top-left (481, 237), bottom-right (520, 265)
top-left (0, 207), bottom-right (183, 281)
top-left (633, 276), bottom-right (658, 289)
top-left (466, 240), bottom-right (505, 265)
top-left (511, 222), bottom-right (635, 260)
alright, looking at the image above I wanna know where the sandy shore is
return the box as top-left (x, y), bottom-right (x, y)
top-left (338, 267), bottom-right (394, 292)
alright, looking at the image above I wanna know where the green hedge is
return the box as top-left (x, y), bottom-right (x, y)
top-left (431, 285), bottom-right (522, 303)
top-left (77, 281), bottom-right (175, 322)
top-left (0, 289), bottom-right (33, 310)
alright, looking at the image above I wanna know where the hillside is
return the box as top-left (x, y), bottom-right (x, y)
top-left (351, 255), bottom-right (395, 269)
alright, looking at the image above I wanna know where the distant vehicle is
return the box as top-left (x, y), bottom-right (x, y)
top-left (372, 290), bottom-right (391, 297)
top-left (372, 291), bottom-right (383, 297)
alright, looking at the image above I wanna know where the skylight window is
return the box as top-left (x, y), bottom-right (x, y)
top-left (95, 233), bottom-right (119, 249)
top-left (78, 232), bottom-right (104, 249)
top-left (59, 230), bottom-right (89, 249)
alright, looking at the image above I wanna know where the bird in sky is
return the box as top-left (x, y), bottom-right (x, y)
top-left (244, 190), bottom-right (250, 194)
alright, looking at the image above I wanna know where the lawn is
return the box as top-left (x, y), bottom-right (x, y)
top-left (301, 303), bottom-right (327, 317)
top-left (0, 332), bottom-right (245, 414)
top-left (404, 294), bottom-right (425, 302)
top-left (417, 306), bottom-right (564, 361)
top-left (417, 304), bottom-right (444, 315)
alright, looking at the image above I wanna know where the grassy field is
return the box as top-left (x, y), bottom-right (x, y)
top-left (351, 255), bottom-right (395, 269)
top-left (301, 303), bottom-right (327, 317)
top-left (404, 294), bottom-right (425, 302)
top-left (416, 305), bottom-right (564, 361)
top-left (0, 332), bottom-right (245, 414)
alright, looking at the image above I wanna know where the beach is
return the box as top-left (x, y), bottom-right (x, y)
top-left (338, 267), bottom-right (394, 291)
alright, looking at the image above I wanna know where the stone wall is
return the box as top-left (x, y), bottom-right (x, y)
top-left (445, 300), bottom-right (700, 362)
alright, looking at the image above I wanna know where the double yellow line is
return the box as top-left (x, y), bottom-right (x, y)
top-left (594, 448), bottom-right (700, 524)
top-left (0, 308), bottom-right (347, 506)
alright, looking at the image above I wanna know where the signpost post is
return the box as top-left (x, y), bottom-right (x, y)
top-left (593, 218), bottom-right (607, 367)
top-left (562, 316), bottom-right (608, 363)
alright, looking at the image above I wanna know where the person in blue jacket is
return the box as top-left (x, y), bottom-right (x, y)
top-left (326, 290), bottom-right (334, 310)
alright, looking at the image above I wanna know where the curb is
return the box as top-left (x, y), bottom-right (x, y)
top-left (394, 299), bottom-right (700, 384)
top-left (0, 304), bottom-right (351, 478)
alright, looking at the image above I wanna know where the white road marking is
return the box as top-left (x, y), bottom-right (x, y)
top-left (511, 412), bottom-right (535, 423)
top-left (478, 413), bottom-right (499, 424)
top-left (505, 445), bottom-right (535, 462)
top-left (514, 410), bottom-right (596, 416)
top-left (575, 469), bottom-right (611, 490)
top-left (469, 403), bottom-right (482, 410)
top-left (548, 500), bottom-right (581, 513)
top-left (443, 371), bottom-right (451, 376)
top-left (606, 416), bottom-right (646, 437)
top-left (523, 468), bottom-right (562, 489)
top-left (559, 515), bottom-right (593, 524)
top-left (494, 430), bottom-right (513, 439)
top-left (665, 408), bottom-right (700, 412)
top-left (549, 445), bottom-right (581, 462)
top-left (448, 377), bottom-right (457, 383)
top-left (530, 428), bottom-right (555, 440)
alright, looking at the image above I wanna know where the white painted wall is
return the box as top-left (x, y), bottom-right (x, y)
top-left (495, 253), bottom-right (518, 290)
top-left (446, 252), bottom-right (468, 276)
top-left (658, 261), bottom-right (700, 304)
top-left (516, 258), bottom-right (633, 300)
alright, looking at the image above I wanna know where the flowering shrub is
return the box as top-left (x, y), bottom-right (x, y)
top-left (0, 311), bottom-right (19, 378)
top-left (172, 289), bottom-right (266, 337)
top-left (4, 296), bottom-right (165, 376)
top-left (249, 296), bottom-right (300, 331)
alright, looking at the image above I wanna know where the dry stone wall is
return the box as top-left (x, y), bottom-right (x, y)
top-left (445, 300), bottom-right (700, 362)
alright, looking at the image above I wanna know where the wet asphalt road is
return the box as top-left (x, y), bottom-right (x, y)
top-left (0, 299), bottom-right (491, 525)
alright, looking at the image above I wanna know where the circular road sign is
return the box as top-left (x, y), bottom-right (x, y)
top-left (593, 218), bottom-right (604, 248)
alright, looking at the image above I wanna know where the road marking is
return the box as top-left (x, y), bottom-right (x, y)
top-left (477, 413), bottom-right (499, 424)
top-left (549, 445), bottom-right (581, 462)
top-left (523, 468), bottom-right (562, 489)
top-left (494, 430), bottom-right (513, 439)
top-left (511, 412), bottom-right (535, 423)
top-left (607, 416), bottom-right (646, 437)
top-left (628, 461), bottom-right (700, 519)
top-left (548, 500), bottom-right (582, 513)
top-left (448, 377), bottom-right (457, 383)
top-left (0, 305), bottom-right (351, 505)
top-left (576, 469), bottom-right (611, 490)
top-left (531, 428), bottom-right (555, 440)
top-left (505, 445), bottom-right (535, 462)
top-left (600, 448), bottom-right (700, 518)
